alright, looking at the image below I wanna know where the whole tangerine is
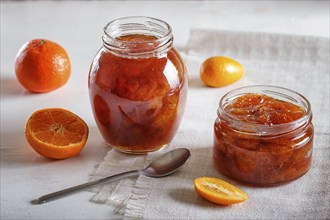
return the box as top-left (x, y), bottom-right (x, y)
top-left (15, 39), bottom-right (71, 93)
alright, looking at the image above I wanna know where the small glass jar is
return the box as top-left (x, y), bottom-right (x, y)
top-left (213, 85), bottom-right (314, 186)
top-left (88, 16), bottom-right (187, 154)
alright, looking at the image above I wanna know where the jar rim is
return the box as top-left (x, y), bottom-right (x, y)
top-left (104, 16), bottom-right (172, 43)
top-left (102, 16), bottom-right (173, 58)
top-left (218, 85), bottom-right (312, 135)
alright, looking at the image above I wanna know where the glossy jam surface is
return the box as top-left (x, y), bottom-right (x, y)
top-left (89, 34), bottom-right (187, 154)
top-left (214, 93), bottom-right (313, 186)
top-left (225, 94), bottom-right (305, 125)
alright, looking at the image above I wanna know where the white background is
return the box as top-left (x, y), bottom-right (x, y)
top-left (1, 1), bottom-right (329, 219)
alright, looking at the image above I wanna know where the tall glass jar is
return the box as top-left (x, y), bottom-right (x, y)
top-left (88, 16), bottom-right (188, 154)
top-left (213, 85), bottom-right (314, 186)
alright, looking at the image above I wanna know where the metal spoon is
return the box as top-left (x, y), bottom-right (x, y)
top-left (36, 148), bottom-right (190, 204)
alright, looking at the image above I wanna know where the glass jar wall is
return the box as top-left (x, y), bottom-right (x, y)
top-left (89, 16), bottom-right (188, 154)
top-left (213, 85), bottom-right (314, 186)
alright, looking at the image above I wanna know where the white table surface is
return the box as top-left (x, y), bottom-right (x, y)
top-left (1, 1), bottom-right (329, 219)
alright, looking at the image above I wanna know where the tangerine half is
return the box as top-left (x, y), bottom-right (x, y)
top-left (25, 108), bottom-right (89, 159)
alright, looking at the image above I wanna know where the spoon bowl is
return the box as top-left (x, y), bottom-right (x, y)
top-left (36, 148), bottom-right (191, 204)
top-left (141, 148), bottom-right (191, 177)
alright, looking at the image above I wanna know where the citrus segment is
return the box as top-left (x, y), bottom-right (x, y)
top-left (194, 177), bottom-right (248, 205)
top-left (200, 56), bottom-right (244, 87)
top-left (25, 108), bottom-right (89, 159)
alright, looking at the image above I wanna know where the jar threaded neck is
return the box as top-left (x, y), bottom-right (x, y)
top-left (102, 16), bottom-right (173, 58)
top-left (217, 85), bottom-right (312, 136)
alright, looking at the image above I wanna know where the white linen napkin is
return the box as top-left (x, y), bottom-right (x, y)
top-left (89, 29), bottom-right (330, 219)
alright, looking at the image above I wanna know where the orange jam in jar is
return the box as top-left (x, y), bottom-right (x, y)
top-left (213, 85), bottom-right (314, 186)
top-left (88, 17), bottom-right (187, 154)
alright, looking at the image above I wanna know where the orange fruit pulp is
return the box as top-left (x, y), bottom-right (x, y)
top-left (194, 177), bottom-right (248, 205)
top-left (15, 39), bottom-right (71, 93)
top-left (25, 108), bottom-right (89, 159)
top-left (200, 56), bottom-right (244, 87)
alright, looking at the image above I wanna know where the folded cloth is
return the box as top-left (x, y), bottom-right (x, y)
top-left (90, 29), bottom-right (330, 219)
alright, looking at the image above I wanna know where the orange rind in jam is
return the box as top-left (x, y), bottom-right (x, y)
top-left (226, 94), bottom-right (305, 125)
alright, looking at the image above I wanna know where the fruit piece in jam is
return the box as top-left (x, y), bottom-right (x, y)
top-left (226, 94), bottom-right (305, 125)
top-left (214, 93), bottom-right (313, 185)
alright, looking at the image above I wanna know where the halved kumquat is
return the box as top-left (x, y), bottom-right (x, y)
top-left (194, 177), bottom-right (248, 205)
top-left (25, 108), bottom-right (89, 159)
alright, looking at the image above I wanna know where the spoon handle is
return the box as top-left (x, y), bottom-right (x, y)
top-left (37, 170), bottom-right (139, 204)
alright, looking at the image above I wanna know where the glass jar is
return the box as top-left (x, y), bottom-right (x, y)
top-left (213, 85), bottom-right (314, 186)
top-left (88, 16), bottom-right (188, 154)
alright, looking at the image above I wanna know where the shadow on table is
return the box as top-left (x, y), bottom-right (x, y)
top-left (0, 75), bottom-right (27, 98)
top-left (168, 147), bottom-right (248, 209)
top-left (187, 75), bottom-right (207, 89)
top-left (169, 187), bottom-right (232, 210)
top-left (0, 126), bottom-right (108, 167)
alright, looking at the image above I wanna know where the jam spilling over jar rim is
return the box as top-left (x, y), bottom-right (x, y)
top-left (217, 85), bottom-right (312, 136)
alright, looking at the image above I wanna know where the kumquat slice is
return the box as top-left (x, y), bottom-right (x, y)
top-left (194, 177), bottom-right (248, 205)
